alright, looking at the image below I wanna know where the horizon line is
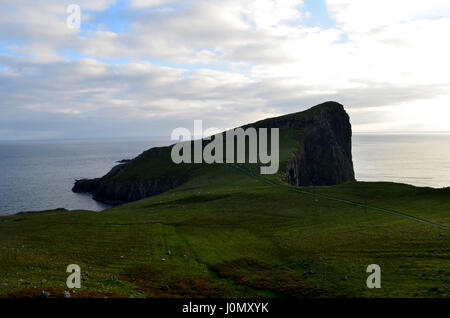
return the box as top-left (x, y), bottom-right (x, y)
top-left (1, 131), bottom-right (450, 142)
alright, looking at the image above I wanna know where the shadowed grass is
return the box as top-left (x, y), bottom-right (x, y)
top-left (0, 119), bottom-right (449, 298)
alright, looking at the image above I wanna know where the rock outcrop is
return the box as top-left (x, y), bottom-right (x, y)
top-left (280, 102), bottom-right (355, 186)
top-left (73, 175), bottom-right (185, 205)
top-left (73, 147), bottom-right (189, 204)
top-left (73, 101), bottom-right (355, 204)
top-left (242, 101), bottom-right (354, 186)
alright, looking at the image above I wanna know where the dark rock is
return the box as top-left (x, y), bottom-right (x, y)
top-left (72, 101), bottom-right (355, 204)
top-left (428, 287), bottom-right (440, 292)
top-left (40, 291), bottom-right (50, 298)
top-left (72, 148), bottom-right (188, 205)
top-left (161, 285), bottom-right (170, 292)
top-left (280, 102), bottom-right (355, 186)
top-left (116, 159), bottom-right (132, 164)
top-left (61, 290), bottom-right (71, 298)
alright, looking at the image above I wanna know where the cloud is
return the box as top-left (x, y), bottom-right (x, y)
top-left (0, 0), bottom-right (450, 139)
top-left (326, 0), bottom-right (450, 32)
top-left (129, 0), bottom-right (175, 9)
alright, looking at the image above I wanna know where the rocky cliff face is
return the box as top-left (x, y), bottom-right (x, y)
top-left (73, 175), bottom-right (186, 205)
top-left (73, 147), bottom-right (189, 204)
top-left (280, 102), bottom-right (355, 186)
top-left (73, 101), bottom-right (355, 204)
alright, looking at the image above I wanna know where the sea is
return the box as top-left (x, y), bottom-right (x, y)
top-left (0, 134), bottom-right (449, 216)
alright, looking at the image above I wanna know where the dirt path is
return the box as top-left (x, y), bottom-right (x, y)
top-left (232, 164), bottom-right (450, 231)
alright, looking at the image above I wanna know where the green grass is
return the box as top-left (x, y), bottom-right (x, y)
top-left (0, 106), bottom-right (449, 298)
top-left (0, 163), bottom-right (449, 298)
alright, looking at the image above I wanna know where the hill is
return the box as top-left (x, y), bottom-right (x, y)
top-left (72, 101), bottom-right (355, 204)
top-left (0, 102), bottom-right (449, 298)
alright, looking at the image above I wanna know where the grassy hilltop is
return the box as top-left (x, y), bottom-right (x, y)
top-left (0, 103), bottom-right (449, 298)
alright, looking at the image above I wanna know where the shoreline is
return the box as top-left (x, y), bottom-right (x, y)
top-left (1, 179), bottom-right (448, 218)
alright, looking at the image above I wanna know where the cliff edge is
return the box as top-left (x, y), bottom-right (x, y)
top-left (73, 101), bottom-right (355, 204)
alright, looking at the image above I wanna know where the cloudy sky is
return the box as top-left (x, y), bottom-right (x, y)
top-left (1, 0), bottom-right (450, 140)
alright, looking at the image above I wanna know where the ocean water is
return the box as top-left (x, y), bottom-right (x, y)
top-left (352, 134), bottom-right (450, 188)
top-left (0, 135), bottom-right (449, 216)
top-left (0, 139), bottom-right (171, 216)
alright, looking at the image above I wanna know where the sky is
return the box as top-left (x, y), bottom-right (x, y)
top-left (1, 0), bottom-right (450, 140)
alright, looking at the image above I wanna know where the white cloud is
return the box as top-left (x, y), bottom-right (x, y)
top-left (129, 0), bottom-right (174, 8)
top-left (326, 0), bottom-right (450, 32)
top-left (1, 0), bottom-right (450, 139)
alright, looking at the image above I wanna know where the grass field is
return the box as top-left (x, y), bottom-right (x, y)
top-left (0, 162), bottom-right (449, 298)
top-left (1, 105), bottom-right (449, 298)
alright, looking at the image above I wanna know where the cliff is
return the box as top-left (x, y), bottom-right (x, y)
top-left (277, 102), bottom-right (355, 186)
top-left (73, 147), bottom-right (191, 204)
top-left (73, 101), bottom-right (355, 204)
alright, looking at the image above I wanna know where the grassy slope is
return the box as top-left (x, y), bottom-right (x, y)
top-left (0, 126), bottom-right (449, 298)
